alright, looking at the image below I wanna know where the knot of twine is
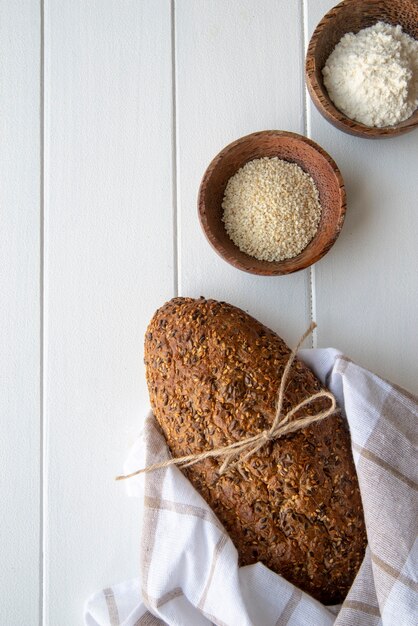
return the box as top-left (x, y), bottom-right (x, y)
top-left (116, 322), bottom-right (337, 481)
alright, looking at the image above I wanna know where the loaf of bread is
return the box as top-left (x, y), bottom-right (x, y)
top-left (144, 297), bottom-right (366, 604)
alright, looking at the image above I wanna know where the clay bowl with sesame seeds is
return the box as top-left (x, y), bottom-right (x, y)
top-left (305, 0), bottom-right (418, 138)
top-left (198, 130), bottom-right (346, 276)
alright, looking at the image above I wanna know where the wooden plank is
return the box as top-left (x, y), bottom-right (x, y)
top-left (175, 0), bottom-right (312, 347)
top-left (0, 1), bottom-right (41, 624)
top-left (43, 1), bottom-right (173, 622)
top-left (305, 0), bottom-right (418, 393)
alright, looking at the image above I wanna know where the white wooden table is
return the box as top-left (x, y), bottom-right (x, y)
top-left (1, 1), bottom-right (417, 624)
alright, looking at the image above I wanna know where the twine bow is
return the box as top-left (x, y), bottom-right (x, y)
top-left (116, 322), bottom-right (336, 481)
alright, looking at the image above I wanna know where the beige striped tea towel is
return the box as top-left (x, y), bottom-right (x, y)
top-left (85, 348), bottom-right (418, 626)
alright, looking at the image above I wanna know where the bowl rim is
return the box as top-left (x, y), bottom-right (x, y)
top-left (197, 129), bottom-right (347, 276)
top-left (305, 0), bottom-right (418, 138)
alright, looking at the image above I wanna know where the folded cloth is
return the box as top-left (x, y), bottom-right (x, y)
top-left (84, 349), bottom-right (418, 626)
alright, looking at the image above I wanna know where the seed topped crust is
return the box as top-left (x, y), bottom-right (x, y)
top-left (144, 297), bottom-right (367, 604)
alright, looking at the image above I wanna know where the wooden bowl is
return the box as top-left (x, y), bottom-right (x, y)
top-left (306, 0), bottom-right (418, 138)
top-left (198, 131), bottom-right (346, 276)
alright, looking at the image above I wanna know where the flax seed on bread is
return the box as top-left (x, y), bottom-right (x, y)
top-left (144, 297), bottom-right (367, 604)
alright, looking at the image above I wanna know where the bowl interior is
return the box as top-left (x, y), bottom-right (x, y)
top-left (306, 0), bottom-right (418, 136)
top-left (199, 133), bottom-right (345, 275)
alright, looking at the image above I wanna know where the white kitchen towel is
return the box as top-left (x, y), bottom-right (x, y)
top-left (84, 349), bottom-right (418, 626)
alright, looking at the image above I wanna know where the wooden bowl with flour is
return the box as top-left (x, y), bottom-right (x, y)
top-left (306, 0), bottom-right (418, 138)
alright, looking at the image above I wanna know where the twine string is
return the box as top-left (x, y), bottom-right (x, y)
top-left (116, 322), bottom-right (337, 481)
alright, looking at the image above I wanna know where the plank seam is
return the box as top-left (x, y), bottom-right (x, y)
top-left (39, 0), bottom-right (45, 623)
top-left (301, 0), bottom-right (317, 348)
top-left (171, 0), bottom-right (179, 297)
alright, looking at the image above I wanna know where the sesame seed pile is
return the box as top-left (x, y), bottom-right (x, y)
top-left (222, 157), bottom-right (322, 262)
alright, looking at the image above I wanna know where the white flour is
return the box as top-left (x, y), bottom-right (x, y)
top-left (322, 22), bottom-right (418, 127)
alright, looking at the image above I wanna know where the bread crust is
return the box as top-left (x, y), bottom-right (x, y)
top-left (144, 297), bottom-right (367, 604)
